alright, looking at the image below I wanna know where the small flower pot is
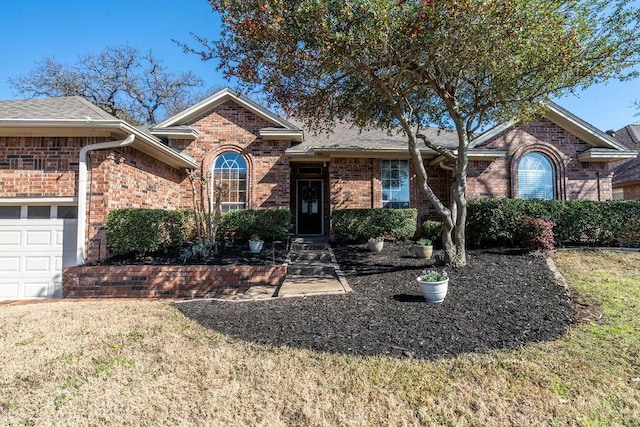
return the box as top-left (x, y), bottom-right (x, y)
top-left (249, 240), bottom-right (264, 253)
top-left (414, 245), bottom-right (433, 259)
top-left (367, 240), bottom-right (384, 253)
top-left (417, 277), bottom-right (449, 303)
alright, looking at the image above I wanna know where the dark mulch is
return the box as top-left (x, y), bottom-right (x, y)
top-left (91, 240), bottom-right (289, 266)
top-left (176, 241), bottom-right (577, 360)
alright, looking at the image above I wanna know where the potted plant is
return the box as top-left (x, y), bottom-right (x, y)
top-left (367, 236), bottom-right (384, 253)
top-left (414, 238), bottom-right (433, 259)
top-left (416, 269), bottom-right (449, 303)
top-left (248, 234), bottom-right (264, 253)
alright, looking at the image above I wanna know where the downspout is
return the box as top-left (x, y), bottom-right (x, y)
top-left (76, 134), bottom-right (135, 265)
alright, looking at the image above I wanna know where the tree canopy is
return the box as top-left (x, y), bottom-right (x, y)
top-left (193, 0), bottom-right (640, 265)
top-left (9, 44), bottom-right (205, 125)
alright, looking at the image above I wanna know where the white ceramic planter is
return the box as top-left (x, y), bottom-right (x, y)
top-left (417, 277), bottom-right (449, 303)
top-left (367, 240), bottom-right (384, 253)
top-left (249, 240), bottom-right (264, 253)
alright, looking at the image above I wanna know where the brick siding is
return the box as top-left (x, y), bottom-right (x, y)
top-left (85, 146), bottom-right (185, 261)
top-left (467, 118), bottom-right (612, 201)
top-left (63, 264), bottom-right (287, 298)
top-left (0, 136), bottom-right (107, 197)
top-left (177, 100), bottom-right (291, 211)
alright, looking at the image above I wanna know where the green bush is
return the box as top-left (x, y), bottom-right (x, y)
top-left (466, 199), bottom-right (640, 248)
top-left (106, 208), bottom-right (186, 256)
top-left (332, 208), bottom-right (417, 243)
top-left (421, 220), bottom-right (443, 241)
top-left (219, 209), bottom-right (291, 241)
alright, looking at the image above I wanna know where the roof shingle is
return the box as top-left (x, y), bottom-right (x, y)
top-left (0, 96), bottom-right (117, 121)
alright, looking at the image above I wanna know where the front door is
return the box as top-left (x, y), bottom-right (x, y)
top-left (297, 180), bottom-right (323, 235)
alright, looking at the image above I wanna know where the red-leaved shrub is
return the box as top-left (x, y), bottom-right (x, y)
top-left (520, 216), bottom-right (556, 251)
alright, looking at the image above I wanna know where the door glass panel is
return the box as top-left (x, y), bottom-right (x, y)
top-left (27, 206), bottom-right (51, 219)
top-left (57, 206), bottom-right (78, 219)
top-left (0, 206), bottom-right (20, 219)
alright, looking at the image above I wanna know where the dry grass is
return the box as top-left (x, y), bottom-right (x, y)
top-left (1, 250), bottom-right (639, 426)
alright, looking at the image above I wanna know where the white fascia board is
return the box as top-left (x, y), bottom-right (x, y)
top-left (259, 128), bottom-right (304, 141)
top-left (577, 148), bottom-right (638, 162)
top-left (0, 197), bottom-right (77, 205)
top-left (156, 87), bottom-right (300, 131)
top-left (469, 120), bottom-right (519, 149)
top-left (149, 127), bottom-right (199, 139)
top-left (115, 122), bottom-right (198, 169)
top-left (468, 149), bottom-right (507, 160)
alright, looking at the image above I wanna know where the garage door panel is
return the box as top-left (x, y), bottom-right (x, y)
top-left (0, 230), bottom-right (21, 245)
top-left (0, 282), bottom-right (20, 298)
top-left (26, 230), bottom-right (55, 246)
top-left (0, 256), bottom-right (21, 272)
top-left (23, 281), bottom-right (51, 298)
top-left (0, 215), bottom-right (77, 300)
top-left (25, 256), bottom-right (52, 272)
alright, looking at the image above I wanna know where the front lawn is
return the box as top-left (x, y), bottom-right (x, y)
top-left (1, 250), bottom-right (639, 426)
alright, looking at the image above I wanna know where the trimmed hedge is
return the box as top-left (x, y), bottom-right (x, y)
top-left (106, 208), bottom-right (186, 256)
top-left (466, 199), bottom-right (640, 248)
top-left (332, 208), bottom-right (417, 243)
top-left (219, 209), bottom-right (292, 241)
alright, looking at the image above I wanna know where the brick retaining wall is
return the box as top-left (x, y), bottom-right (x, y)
top-left (63, 264), bottom-right (287, 299)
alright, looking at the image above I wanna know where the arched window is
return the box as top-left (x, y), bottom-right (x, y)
top-left (213, 152), bottom-right (247, 211)
top-left (518, 152), bottom-right (555, 199)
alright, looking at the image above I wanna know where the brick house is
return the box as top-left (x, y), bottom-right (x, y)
top-left (0, 88), bottom-right (635, 299)
top-left (611, 124), bottom-right (640, 199)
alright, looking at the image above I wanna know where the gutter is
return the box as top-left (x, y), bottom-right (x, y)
top-left (76, 134), bottom-right (135, 265)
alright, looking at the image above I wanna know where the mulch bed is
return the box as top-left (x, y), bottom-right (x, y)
top-left (176, 242), bottom-right (577, 360)
top-left (92, 240), bottom-right (289, 266)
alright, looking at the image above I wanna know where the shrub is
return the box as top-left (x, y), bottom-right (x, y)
top-left (466, 199), bottom-right (640, 248)
top-left (520, 216), bottom-right (556, 251)
top-left (421, 220), bottom-right (443, 242)
top-left (332, 208), bottom-right (417, 243)
top-left (219, 209), bottom-right (291, 241)
top-left (106, 208), bottom-right (186, 256)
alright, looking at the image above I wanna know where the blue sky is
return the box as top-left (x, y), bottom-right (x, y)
top-left (0, 0), bottom-right (638, 131)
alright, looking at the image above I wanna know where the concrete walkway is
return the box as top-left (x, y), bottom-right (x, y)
top-left (205, 236), bottom-right (351, 302)
top-left (276, 237), bottom-right (352, 298)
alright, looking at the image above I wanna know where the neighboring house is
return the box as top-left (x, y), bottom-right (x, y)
top-left (611, 124), bottom-right (640, 199)
top-left (0, 88), bottom-right (635, 299)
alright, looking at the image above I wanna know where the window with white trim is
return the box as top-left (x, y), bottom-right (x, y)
top-left (381, 160), bottom-right (410, 208)
top-left (518, 152), bottom-right (555, 200)
top-left (213, 152), bottom-right (247, 211)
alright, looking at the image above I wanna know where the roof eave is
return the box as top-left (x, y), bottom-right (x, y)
top-left (0, 119), bottom-right (197, 169)
top-left (544, 102), bottom-right (630, 151)
top-left (149, 127), bottom-right (200, 140)
top-left (156, 87), bottom-right (300, 131)
top-left (259, 128), bottom-right (304, 142)
top-left (577, 148), bottom-right (637, 162)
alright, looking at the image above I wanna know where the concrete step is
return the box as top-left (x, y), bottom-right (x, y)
top-left (287, 265), bottom-right (337, 276)
top-left (289, 253), bottom-right (333, 263)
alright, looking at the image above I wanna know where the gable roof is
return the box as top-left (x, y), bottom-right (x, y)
top-left (153, 87), bottom-right (303, 141)
top-left (471, 101), bottom-right (635, 162)
top-left (286, 121), bottom-right (507, 161)
top-left (0, 96), bottom-right (117, 121)
top-left (612, 124), bottom-right (640, 185)
top-left (286, 122), bottom-right (462, 158)
top-left (0, 96), bottom-right (197, 169)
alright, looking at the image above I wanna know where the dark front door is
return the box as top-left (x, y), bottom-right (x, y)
top-left (297, 180), bottom-right (323, 235)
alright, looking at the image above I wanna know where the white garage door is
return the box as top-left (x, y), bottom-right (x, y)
top-left (0, 205), bottom-right (77, 300)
